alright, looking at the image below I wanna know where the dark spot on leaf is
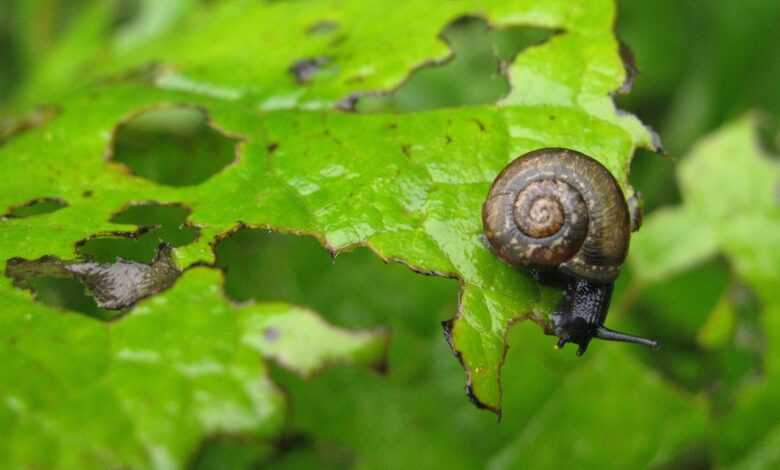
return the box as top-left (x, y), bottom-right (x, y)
top-left (267, 142), bottom-right (279, 154)
top-left (347, 17), bottom-right (559, 113)
top-left (110, 106), bottom-right (241, 186)
top-left (335, 93), bottom-right (360, 112)
top-left (472, 118), bottom-right (486, 132)
top-left (264, 327), bottom-right (280, 341)
top-left (2, 197), bottom-right (67, 219)
top-left (549, 115), bottom-right (556, 121)
top-left (306, 20), bottom-right (339, 35)
top-left (78, 201), bottom-right (199, 263)
top-left (445, 135), bottom-right (453, 144)
top-left (401, 144), bottom-right (412, 157)
top-left (289, 56), bottom-right (331, 84)
top-left (5, 245), bottom-right (179, 318)
top-left (0, 105), bottom-right (59, 146)
top-left (82, 190), bottom-right (93, 198)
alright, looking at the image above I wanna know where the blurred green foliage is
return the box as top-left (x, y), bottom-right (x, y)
top-left (618, 0), bottom-right (780, 211)
top-left (1, 0), bottom-right (779, 469)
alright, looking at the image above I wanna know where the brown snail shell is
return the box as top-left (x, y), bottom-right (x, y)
top-left (482, 148), bottom-right (631, 283)
top-left (482, 148), bottom-right (658, 355)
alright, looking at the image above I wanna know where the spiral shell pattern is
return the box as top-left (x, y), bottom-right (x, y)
top-left (482, 148), bottom-right (631, 283)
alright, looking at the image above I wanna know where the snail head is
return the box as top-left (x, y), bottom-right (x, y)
top-left (554, 318), bottom-right (659, 356)
top-left (555, 318), bottom-right (660, 356)
top-left (552, 278), bottom-right (660, 356)
top-left (553, 315), bottom-right (596, 356)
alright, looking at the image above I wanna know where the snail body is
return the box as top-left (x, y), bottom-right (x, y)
top-left (483, 148), bottom-right (658, 355)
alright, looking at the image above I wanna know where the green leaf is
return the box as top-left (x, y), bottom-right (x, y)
top-left (0, 0), bottom-right (669, 465)
top-left (2, 0), bottom-right (655, 414)
top-left (626, 115), bottom-right (780, 468)
top-left (0, 268), bottom-right (387, 469)
top-left (631, 114), bottom-right (780, 299)
top-left (629, 207), bottom-right (718, 284)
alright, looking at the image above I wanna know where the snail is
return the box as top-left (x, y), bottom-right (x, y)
top-left (482, 148), bottom-right (659, 356)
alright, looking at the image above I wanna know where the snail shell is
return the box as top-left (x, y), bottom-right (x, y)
top-left (482, 148), bottom-right (631, 283)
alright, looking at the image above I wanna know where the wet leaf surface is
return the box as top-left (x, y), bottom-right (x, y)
top-left (0, 80), bottom-right (649, 413)
top-left (0, 0), bottom-right (712, 468)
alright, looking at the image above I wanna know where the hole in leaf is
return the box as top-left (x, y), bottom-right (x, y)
top-left (352, 17), bottom-right (559, 112)
top-left (213, 228), bottom-right (458, 333)
top-left (111, 106), bottom-right (240, 186)
top-left (3, 197), bottom-right (67, 219)
top-left (629, 149), bottom-right (681, 212)
top-left (5, 245), bottom-right (180, 320)
top-left (26, 276), bottom-right (118, 320)
top-left (227, 234), bottom-right (546, 463)
top-left (492, 22), bottom-right (562, 62)
top-left (78, 202), bottom-right (199, 263)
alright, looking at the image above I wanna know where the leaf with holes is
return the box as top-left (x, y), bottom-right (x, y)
top-left (0, 0), bottom-right (706, 467)
top-left (200, 234), bottom-right (708, 469)
top-left (0, 268), bottom-right (387, 469)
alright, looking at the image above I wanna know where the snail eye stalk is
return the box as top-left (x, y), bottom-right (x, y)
top-left (595, 327), bottom-right (659, 349)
